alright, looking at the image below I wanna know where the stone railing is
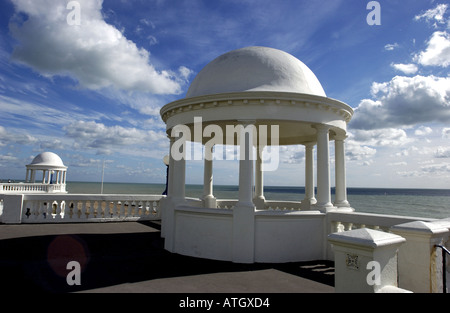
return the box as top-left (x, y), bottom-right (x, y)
top-left (1, 194), bottom-right (164, 224)
top-left (1, 183), bottom-right (66, 193)
top-left (216, 200), bottom-right (303, 211)
top-left (327, 211), bottom-right (436, 233)
top-left (216, 199), bottom-right (237, 210)
top-left (264, 200), bottom-right (303, 211)
top-left (325, 210), bottom-right (439, 262)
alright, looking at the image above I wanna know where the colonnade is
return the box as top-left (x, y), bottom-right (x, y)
top-left (166, 123), bottom-right (351, 212)
top-left (25, 168), bottom-right (67, 185)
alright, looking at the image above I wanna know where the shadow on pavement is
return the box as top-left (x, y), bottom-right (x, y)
top-left (0, 221), bottom-right (334, 293)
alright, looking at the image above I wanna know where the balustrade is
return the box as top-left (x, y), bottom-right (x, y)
top-left (265, 201), bottom-right (302, 211)
top-left (327, 211), bottom-right (436, 234)
top-left (1, 183), bottom-right (66, 193)
top-left (20, 195), bottom-right (162, 223)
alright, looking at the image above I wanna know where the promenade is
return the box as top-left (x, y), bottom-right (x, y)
top-left (0, 221), bottom-right (334, 293)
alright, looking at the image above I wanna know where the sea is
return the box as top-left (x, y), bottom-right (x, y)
top-left (67, 182), bottom-right (450, 220)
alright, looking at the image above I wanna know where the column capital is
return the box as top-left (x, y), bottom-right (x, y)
top-left (333, 134), bottom-right (348, 141)
top-left (304, 141), bottom-right (317, 148)
top-left (312, 124), bottom-right (331, 133)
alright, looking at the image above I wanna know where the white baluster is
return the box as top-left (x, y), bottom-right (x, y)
top-left (117, 201), bottom-right (124, 217)
top-left (54, 201), bottom-right (62, 220)
top-left (131, 201), bottom-right (136, 216)
top-left (80, 201), bottom-right (87, 219)
top-left (152, 201), bottom-right (158, 216)
top-left (137, 201), bottom-right (143, 216)
top-left (123, 201), bottom-right (129, 217)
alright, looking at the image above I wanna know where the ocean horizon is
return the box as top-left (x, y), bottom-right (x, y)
top-left (65, 181), bottom-right (450, 220)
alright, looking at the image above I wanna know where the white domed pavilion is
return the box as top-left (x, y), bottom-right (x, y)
top-left (1, 152), bottom-right (68, 194)
top-left (26, 152), bottom-right (68, 190)
top-left (160, 46), bottom-right (354, 263)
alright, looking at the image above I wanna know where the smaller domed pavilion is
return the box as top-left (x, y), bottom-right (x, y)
top-left (26, 152), bottom-right (68, 189)
top-left (1, 152), bottom-right (68, 194)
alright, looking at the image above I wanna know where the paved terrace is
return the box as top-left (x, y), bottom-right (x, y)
top-left (0, 221), bottom-right (334, 293)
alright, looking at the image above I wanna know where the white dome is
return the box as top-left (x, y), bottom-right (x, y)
top-left (28, 152), bottom-right (66, 168)
top-left (186, 46), bottom-right (326, 98)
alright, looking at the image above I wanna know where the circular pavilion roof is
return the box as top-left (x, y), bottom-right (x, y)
top-left (186, 46), bottom-right (326, 98)
top-left (27, 152), bottom-right (67, 169)
top-left (161, 46), bottom-right (353, 145)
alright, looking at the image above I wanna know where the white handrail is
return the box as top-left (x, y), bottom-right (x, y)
top-left (21, 194), bottom-right (164, 223)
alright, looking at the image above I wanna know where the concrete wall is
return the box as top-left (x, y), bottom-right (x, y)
top-left (254, 212), bottom-right (324, 262)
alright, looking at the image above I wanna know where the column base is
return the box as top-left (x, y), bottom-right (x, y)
top-left (300, 198), bottom-right (317, 210)
top-left (334, 200), bottom-right (354, 212)
top-left (253, 196), bottom-right (265, 210)
top-left (334, 200), bottom-right (350, 208)
top-left (202, 195), bottom-right (217, 208)
top-left (314, 202), bottom-right (336, 213)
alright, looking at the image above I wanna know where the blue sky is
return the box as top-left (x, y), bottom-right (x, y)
top-left (0, 0), bottom-right (449, 189)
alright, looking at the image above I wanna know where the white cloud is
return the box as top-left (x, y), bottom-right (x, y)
top-left (413, 31), bottom-right (450, 67)
top-left (397, 162), bottom-right (450, 178)
top-left (420, 162), bottom-right (450, 174)
top-left (0, 154), bottom-right (19, 163)
top-left (388, 161), bottom-right (407, 166)
top-left (442, 128), bottom-right (450, 138)
top-left (278, 146), bottom-right (305, 164)
top-left (345, 140), bottom-right (376, 162)
top-left (63, 120), bottom-right (167, 156)
top-left (384, 43), bottom-right (399, 51)
top-left (390, 63), bottom-right (418, 75)
top-left (414, 126), bottom-right (433, 136)
top-left (435, 146), bottom-right (450, 158)
top-left (0, 94), bottom-right (112, 131)
top-left (9, 0), bottom-right (186, 94)
top-left (350, 75), bottom-right (450, 130)
top-left (0, 125), bottom-right (38, 146)
top-left (414, 4), bottom-right (448, 27)
top-left (349, 128), bottom-right (412, 147)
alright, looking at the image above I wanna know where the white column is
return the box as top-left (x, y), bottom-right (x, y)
top-left (233, 121), bottom-right (256, 263)
top-left (161, 137), bottom-right (174, 240)
top-left (30, 170), bottom-right (36, 183)
top-left (42, 170), bottom-right (47, 184)
top-left (236, 125), bottom-right (255, 209)
top-left (315, 125), bottom-right (333, 211)
top-left (25, 169), bottom-right (30, 183)
top-left (163, 133), bottom-right (186, 252)
top-left (334, 136), bottom-right (350, 208)
top-left (167, 137), bottom-right (175, 198)
top-left (302, 143), bottom-right (317, 209)
top-left (253, 145), bottom-right (265, 209)
top-left (202, 156), bottom-right (216, 208)
top-left (172, 140), bottom-right (186, 202)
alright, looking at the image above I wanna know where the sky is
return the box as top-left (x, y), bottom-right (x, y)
top-left (0, 0), bottom-right (449, 189)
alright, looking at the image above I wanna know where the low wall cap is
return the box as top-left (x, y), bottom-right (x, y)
top-left (431, 218), bottom-right (450, 230)
top-left (390, 221), bottom-right (448, 235)
top-left (328, 228), bottom-right (406, 249)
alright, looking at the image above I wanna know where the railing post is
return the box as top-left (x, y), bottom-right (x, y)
top-left (391, 221), bottom-right (449, 293)
top-left (432, 218), bottom-right (450, 293)
top-left (2, 194), bottom-right (24, 224)
top-left (434, 245), bottom-right (449, 293)
top-left (328, 228), bottom-right (408, 293)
